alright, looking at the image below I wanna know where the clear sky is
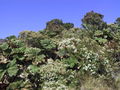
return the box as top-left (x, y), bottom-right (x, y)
top-left (0, 0), bottom-right (120, 38)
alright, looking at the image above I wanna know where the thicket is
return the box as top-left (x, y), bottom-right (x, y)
top-left (0, 11), bottom-right (120, 90)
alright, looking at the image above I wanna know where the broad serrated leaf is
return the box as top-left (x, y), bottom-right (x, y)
top-left (7, 59), bottom-right (18, 77)
top-left (95, 37), bottom-right (107, 44)
top-left (13, 54), bottom-right (25, 61)
top-left (11, 47), bottom-right (26, 54)
top-left (11, 40), bottom-right (25, 47)
top-left (7, 80), bottom-right (24, 89)
top-left (25, 47), bottom-right (41, 57)
top-left (40, 39), bottom-right (56, 50)
top-left (63, 57), bottom-right (78, 68)
top-left (35, 55), bottom-right (45, 61)
top-left (7, 65), bottom-right (18, 77)
top-left (7, 59), bottom-right (16, 67)
top-left (0, 69), bottom-right (6, 80)
top-left (94, 30), bottom-right (103, 36)
top-left (0, 43), bottom-right (9, 50)
top-left (28, 65), bottom-right (39, 73)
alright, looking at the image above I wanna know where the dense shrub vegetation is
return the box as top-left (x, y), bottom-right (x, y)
top-left (0, 11), bottom-right (120, 90)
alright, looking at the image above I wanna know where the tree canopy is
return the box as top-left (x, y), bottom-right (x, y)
top-left (82, 11), bottom-right (107, 30)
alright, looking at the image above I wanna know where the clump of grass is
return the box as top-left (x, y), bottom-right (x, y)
top-left (79, 76), bottom-right (119, 90)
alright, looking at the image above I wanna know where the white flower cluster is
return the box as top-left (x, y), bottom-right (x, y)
top-left (80, 48), bottom-right (111, 75)
top-left (40, 60), bottom-right (72, 90)
top-left (81, 50), bottom-right (100, 75)
top-left (40, 60), bottom-right (67, 81)
top-left (82, 63), bottom-right (96, 75)
top-left (58, 37), bottom-right (81, 53)
top-left (42, 80), bottom-right (69, 90)
top-left (83, 51), bottom-right (99, 60)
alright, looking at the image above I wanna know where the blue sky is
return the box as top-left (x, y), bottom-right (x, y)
top-left (0, 0), bottom-right (120, 38)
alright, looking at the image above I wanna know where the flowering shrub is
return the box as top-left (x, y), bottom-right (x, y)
top-left (40, 60), bottom-right (67, 81)
top-left (39, 60), bottom-right (76, 89)
top-left (0, 18), bottom-right (120, 89)
top-left (78, 48), bottom-right (111, 76)
top-left (58, 37), bottom-right (81, 58)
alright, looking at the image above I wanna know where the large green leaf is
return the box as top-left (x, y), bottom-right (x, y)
top-left (0, 62), bottom-right (7, 80)
top-left (63, 57), bottom-right (78, 68)
top-left (7, 65), bottom-right (18, 77)
top-left (7, 59), bottom-right (16, 67)
top-left (25, 47), bottom-right (41, 57)
top-left (13, 54), bottom-right (25, 61)
top-left (7, 59), bottom-right (18, 77)
top-left (11, 40), bottom-right (25, 47)
top-left (28, 65), bottom-right (39, 73)
top-left (0, 69), bottom-right (6, 80)
top-left (35, 55), bottom-right (45, 62)
top-left (7, 80), bottom-right (25, 89)
top-left (94, 30), bottom-right (103, 36)
top-left (95, 37), bottom-right (107, 44)
top-left (0, 42), bottom-right (9, 50)
top-left (40, 39), bottom-right (56, 50)
top-left (11, 47), bottom-right (26, 54)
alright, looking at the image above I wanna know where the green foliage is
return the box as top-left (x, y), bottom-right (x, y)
top-left (0, 59), bottom-right (18, 81)
top-left (58, 37), bottom-right (81, 57)
top-left (45, 19), bottom-right (64, 37)
top-left (108, 24), bottom-right (120, 32)
top-left (63, 57), bottom-right (78, 68)
top-left (28, 65), bottom-right (40, 73)
top-left (25, 47), bottom-right (41, 57)
top-left (0, 68), bottom-right (6, 80)
top-left (115, 17), bottom-right (120, 26)
top-left (63, 23), bottom-right (74, 30)
top-left (94, 30), bottom-right (103, 36)
top-left (0, 42), bottom-right (9, 50)
top-left (7, 59), bottom-right (18, 77)
top-left (93, 29), bottom-right (116, 44)
top-left (19, 30), bottom-right (46, 47)
top-left (1, 14), bottom-right (120, 89)
top-left (82, 11), bottom-right (107, 30)
top-left (6, 35), bottom-right (17, 40)
top-left (0, 39), bottom-right (45, 89)
top-left (95, 38), bottom-right (107, 44)
top-left (45, 19), bottom-right (74, 37)
top-left (40, 39), bottom-right (56, 51)
top-left (7, 80), bottom-right (25, 90)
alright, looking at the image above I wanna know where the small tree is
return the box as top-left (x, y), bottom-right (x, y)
top-left (82, 11), bottom-right (107, 30)
top-left (63, 23), bottom-right (74, 30)
top-left (45, 19), bottom-right (64, 35)
top-left (18, 31), bottom-right (45, 47)
top-left (115, 17), bottom-right (120, 26)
